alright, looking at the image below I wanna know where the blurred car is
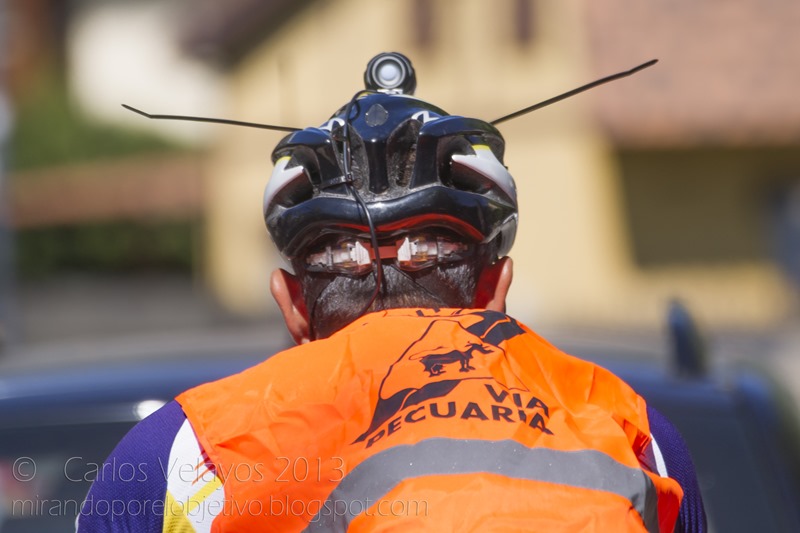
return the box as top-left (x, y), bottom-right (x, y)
top-left (0, 313), bottom-right (799, 532)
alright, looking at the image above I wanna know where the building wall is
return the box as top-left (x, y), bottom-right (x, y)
top-left (203, 0), bottom-right (794, 331)
top-left (67, 0), bottom-right (224, 144)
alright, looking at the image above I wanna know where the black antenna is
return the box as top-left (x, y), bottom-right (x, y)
top-left (121, 104), bottom-right (301, 133)
top-left (490, 59), bottom-right (658, 126)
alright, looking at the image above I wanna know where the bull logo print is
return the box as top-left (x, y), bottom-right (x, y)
top-left (414, 342), bottom-right (491, 376)
top-left (354, 310), bottom-right (527, 443)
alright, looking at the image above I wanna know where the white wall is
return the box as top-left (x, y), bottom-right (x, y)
top-left (67, 0), bottom-right (224, 144)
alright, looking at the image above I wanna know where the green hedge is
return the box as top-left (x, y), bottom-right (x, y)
top-left (15, 220), bottom-right (198, 279)
top-left (10, 77), bottom-right (182, 171)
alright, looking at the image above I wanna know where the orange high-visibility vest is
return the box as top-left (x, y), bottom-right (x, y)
top-left (178, 308), bottom-right (682, 532)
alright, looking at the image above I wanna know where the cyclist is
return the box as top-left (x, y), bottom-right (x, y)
top-left (78, 52), bottom-right (706, 532)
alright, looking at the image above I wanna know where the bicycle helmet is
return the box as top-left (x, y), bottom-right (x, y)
top-left (122, 54), bottom-right (655, 273)
top-left (263, 52), bottom-right (518, 266)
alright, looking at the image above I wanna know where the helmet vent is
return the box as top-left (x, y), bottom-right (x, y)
top-left (449, 161), bottom-right (493, 195)
top-left (388, 119), bottom-right (420, 187)
top-left (331, 126), bottom-right (368, 189)
top-left (272, 163), bottom-right (314, 207)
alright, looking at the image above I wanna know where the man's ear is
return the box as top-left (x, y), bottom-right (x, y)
top-left (473, 256), bottom-right (513, 312)
top-left (270, 268), bottom-right (311, 345)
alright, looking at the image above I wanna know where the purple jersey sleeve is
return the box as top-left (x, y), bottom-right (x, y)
top-left (648, 405), bottom-right (707, 533)
top-left (77, 400), bottom-right (187, 532)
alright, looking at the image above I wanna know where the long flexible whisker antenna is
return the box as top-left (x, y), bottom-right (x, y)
top-left (490, 59), bottom-right (658, 126)
top-left (121, 104), bottom-right (301, 133)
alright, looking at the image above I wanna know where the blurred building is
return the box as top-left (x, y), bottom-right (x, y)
top-left (8, 0), bottom-right (800, 336)
top-left (175, 0), bottom-right (800, 331)
top-left (4, 0), bottom-right (223, 343)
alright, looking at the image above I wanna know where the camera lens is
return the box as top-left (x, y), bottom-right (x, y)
top-left (376, 61), bottom-right (403, 88)
top-left (364, 52), bottom-right (416, 94)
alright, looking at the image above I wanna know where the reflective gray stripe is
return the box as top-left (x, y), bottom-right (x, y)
top-left (303, 438), bottom-right (658, 533)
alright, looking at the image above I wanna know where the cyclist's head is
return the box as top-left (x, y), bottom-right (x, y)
top-left (266, 53), bottom-right (518, 342)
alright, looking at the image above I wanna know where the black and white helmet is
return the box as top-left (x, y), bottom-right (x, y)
top-left (263, 52), bottom-right (518, 265)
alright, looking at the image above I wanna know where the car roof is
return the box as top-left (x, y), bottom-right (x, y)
top-left (0, 324), bottom-right (292, 426)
